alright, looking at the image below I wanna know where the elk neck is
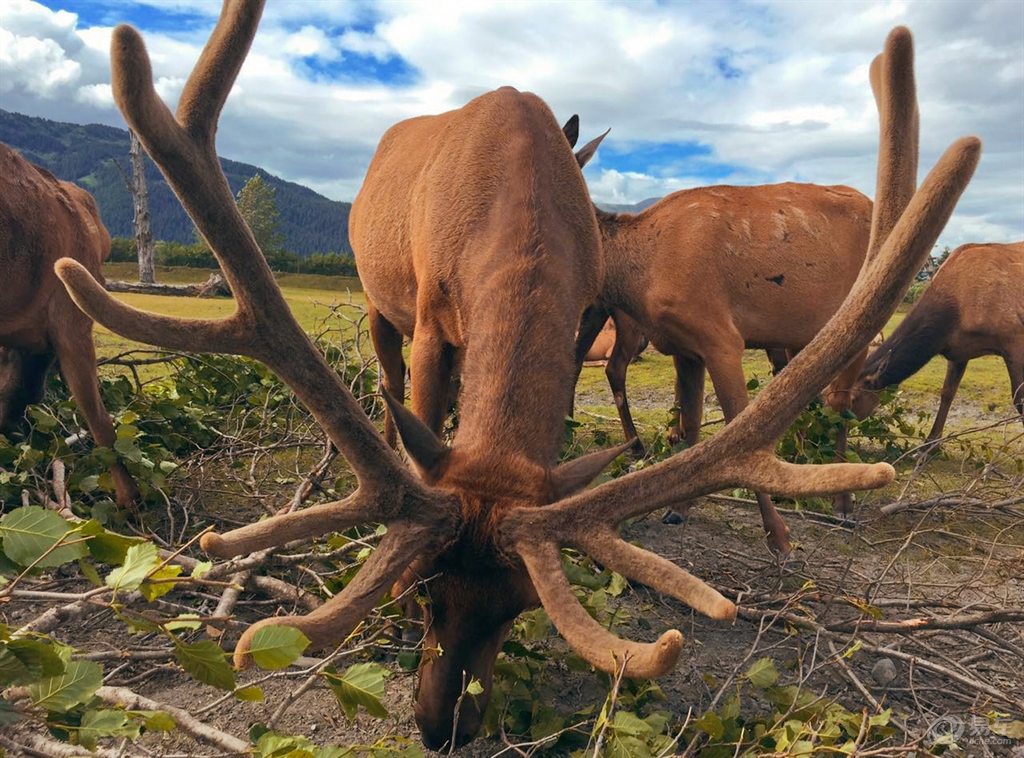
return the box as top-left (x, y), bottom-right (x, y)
top-left (593, 206), bottom-right (656, 323)
top-left (860, 292), bottom-right (959, 390)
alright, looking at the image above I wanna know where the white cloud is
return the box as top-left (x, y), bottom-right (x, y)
top-left (0, 0), bottom-right (1020, 250)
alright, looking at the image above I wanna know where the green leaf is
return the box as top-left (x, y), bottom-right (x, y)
top-left (0, 506), bottom-right (87, 568)
top-left (140, 564), bottom-right (183, 601)
top-left (0, 639), bottom-right (66, 687)
top-left (235, 686), bottom-right (265, 702)
top-left (0, 697), bottom-right (23, 726)
top-left (78, 709), bottom-right (140, 750)
top-left (78, 559), bottom-right (103, 587)
top-left (86, 531), bottom-right (147, 565)
top-left (106, 542), bottom-right (160, 592)
top-left (694, 711), bottom-right (725, 740)
top-left (191, 560), bottom-right (213, 578)
top-left (248, 626), bottom-right (310, 670)
top-left (175, 640), bottom-right (236, 691)
top-left (324, 662), bottom-right (390, 721)
top-left (745, 657), bottom-right (778, 688)
top-left (989, 719), bottom-right (1024, 739)
top-left (26, 660), bottom-right (102, 713)
top-left (466, 678), bottom-right (484, 696)
top-left (164, 614), bottom-right (202, 632)
top-left (129, 710), bottom-right (176, 732)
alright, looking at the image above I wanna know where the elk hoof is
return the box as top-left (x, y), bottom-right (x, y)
top-left (662, 509), bottom-right (687, 525)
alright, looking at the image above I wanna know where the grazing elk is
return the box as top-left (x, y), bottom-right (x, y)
top-left (576, 182), bottom-right (876, 544)
top-left (353, 114), bottom-right (607, 449)
top-left (55, 4), bottom-right (978, 748)
top-left (581, 312), bottom-right (648, 366)
top-left (0, 144), bottom-right (140, 509)
top-left (851, 241), bottom-right (1024, 440)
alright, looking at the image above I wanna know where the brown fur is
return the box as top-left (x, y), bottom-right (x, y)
top-left (582, 184), bottom-right (873, 541)
top-left (350, 87), bottom-right (604, 748)
top-left (852, 241), bottom-right (1024, 439)
top-left (0, 143), bottom-right (139, 509)
top-left (66, 14), bottom-right (982, 751)
top-left (582, 315), bottom-right (648, 365)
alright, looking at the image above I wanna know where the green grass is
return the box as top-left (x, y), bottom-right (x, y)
top-left (96, 266), bottom-right (1017, 440)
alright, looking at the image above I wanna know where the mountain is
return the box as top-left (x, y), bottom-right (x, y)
top-left (0, 110), bottom-right (351, 256)
top-left (596, 197), bottom-right (661, 214)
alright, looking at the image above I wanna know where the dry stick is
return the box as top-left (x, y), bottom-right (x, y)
top-left (206, 445), bottom-right (336, 633)
top-left (973, 625), bottom-right (1024, 660)
top-left (0, 731), bottom-right (142, 758)
top-left (590, 655), bottom-right (630, 758)
top-left (822, 608), bottom-right (1024, 634)
top-left (96, 686), bottom-right (249, 754)
top-left (737, 606), bottom-right (1024, 712)
top-left (856, 640), bottom-right (1024, 712)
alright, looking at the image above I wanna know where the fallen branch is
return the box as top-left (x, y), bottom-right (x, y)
top-left (96, 685), bottom-right (249, 754)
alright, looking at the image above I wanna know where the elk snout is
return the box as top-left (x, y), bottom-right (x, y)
top-left (414, 621), bottom-right (509, 750)
top-left (850, 385), bottom-right (881, 420)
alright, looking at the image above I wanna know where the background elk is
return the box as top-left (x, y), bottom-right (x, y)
top-left (0, 143), bottom-right (139, 510)
top-left (581, 311), bottom-right (649, 366)
top-left (353, 114), bottom-right (605, 449)
top-left (576, 181), bottom-right (874, 549)
top-left (851, 241), bottom-right (1024, 441)
top-left (54, 4), bottom-right (979, 748)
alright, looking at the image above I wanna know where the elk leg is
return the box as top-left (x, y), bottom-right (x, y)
top-left (605, 312), bottom-right (643, 452)
top-left (408, 325), bottom-right (455, 437)
top-left (926, 359), bottom-right (966, 443)
top-left (706, 342), bottom-right (792, 554)
top-left (669, 354), bottom-right (705, 447)
top-left (572, 304), bottom-right (609, 417)
top-left (832, 423), bottom-right (854, 516)
top-left (368, 302), bottom-right (406, 448)
top-left (51, 312), bottom-right (140, 510)
top-left (765, 348), bottom-right (790, 376)
top-left (1003, 353), bottom-right (1024, 428)
top-left (0, 347), bottom-right (53, 429)
top-left (661, 354), bottom-right (706, 525)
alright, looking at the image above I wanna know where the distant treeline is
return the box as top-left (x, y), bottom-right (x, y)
top-left (0, 109), bottom-right (352, 256)
top-left (109, 238), bottom-right (358, 278)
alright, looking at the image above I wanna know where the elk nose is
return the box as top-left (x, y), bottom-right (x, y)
top-left (417, 702), bottom-right (483, 751)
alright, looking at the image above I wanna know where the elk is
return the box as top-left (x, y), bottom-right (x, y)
top-left (0, 144), bottom-right (140, 510)
top-left (54, 3), bottom-right (978, 748)
top-left (353, 114), bottom-right (607, 449)
top-left (851, 241), bottom-right (1024, 440)
top-left (581, 312), bottom-right (648, 366)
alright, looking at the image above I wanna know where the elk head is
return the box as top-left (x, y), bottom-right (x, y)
top-left (53, 2), bottom-right (980, 748)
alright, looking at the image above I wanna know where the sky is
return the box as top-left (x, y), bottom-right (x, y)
top-left (1, 0), bottom-right (1022, 251)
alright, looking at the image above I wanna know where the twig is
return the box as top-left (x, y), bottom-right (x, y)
top-left (96, 686), bottom-right (249, 754)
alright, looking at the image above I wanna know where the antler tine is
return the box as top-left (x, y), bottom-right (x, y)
top-left (232, 520), bottom-right (451, 667)
top-left (517, 542), bottom-right (685, 678)
top-left (57, 0), bottom-right (462, 557)
top-left (501, 27), bottom-right (981, 678)
top-left (865, 26), bottom-right (919, 266)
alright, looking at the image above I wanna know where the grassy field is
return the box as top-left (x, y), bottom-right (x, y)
top-left (99, 263), bottom-right (1016, 440)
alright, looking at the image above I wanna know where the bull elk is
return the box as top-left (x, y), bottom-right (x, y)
top-left (0, 144), bottom-right (140, 510)
top-left (53, 2), bottom-right (979, 748)
top-left (851, 241), bottom-right (1024, 440)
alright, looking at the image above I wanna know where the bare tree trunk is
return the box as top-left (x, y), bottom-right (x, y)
top-left (129, 130), bottom-right (156, 284)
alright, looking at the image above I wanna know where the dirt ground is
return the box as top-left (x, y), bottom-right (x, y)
top-left (4, 361), bottom-right (1023, 757)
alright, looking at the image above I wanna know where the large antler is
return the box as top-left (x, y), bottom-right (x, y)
top-left (500, 27), bottom-right (981, 678)
top-left (53, 0), bottom-right (461, 664)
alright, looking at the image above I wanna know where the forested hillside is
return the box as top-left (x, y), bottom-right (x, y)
top-left (0, 110), bottom-right (351, 256)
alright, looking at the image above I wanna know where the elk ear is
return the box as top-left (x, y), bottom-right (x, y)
top-left (575, 128), bottom-right (610, 169)
top-left (548, 439), bottom-right (634, 501)
top-left (562, 114), bottom-right (580, 148)
top-left (382, 391), bottom-right (449, 478)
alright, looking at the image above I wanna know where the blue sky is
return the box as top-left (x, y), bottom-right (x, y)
top-left (2, 0), bottom-right (1022, 249)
